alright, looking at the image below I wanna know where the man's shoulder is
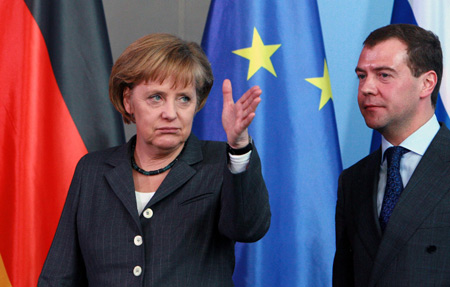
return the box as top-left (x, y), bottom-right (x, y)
top-left (341, 149), bottom-right (380, 178)
top-left (419, 123), bottom-right (450, 161)
top-left (433, 123), bottom-right (450, 145)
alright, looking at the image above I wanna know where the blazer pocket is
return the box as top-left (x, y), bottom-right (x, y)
top-left (419, 211), bottom-right (450, 229)
top-left (179, 192), bottom-right (214, 206)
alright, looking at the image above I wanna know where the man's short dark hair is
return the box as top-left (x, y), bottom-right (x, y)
top-left (364, 24), bottom-right (443, 107)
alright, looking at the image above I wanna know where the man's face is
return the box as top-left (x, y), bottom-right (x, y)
top-left (356, 38), bottom-right (425, 141)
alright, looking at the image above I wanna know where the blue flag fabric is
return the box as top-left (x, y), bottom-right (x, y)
top-left (370, 0), bottom-right (450, 152)
top-left (193, 1), bottom-right (342, 286)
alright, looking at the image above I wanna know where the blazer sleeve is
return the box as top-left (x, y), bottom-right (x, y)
top-left (38, 157), bottom-right (88, 286)
top-left (218, 145), bottom-right (271, 243)
top-left (333, 171), bottom-right (354, 287)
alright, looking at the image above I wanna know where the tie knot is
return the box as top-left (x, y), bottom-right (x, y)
top-left (384, 146), bottom-right (409, 168)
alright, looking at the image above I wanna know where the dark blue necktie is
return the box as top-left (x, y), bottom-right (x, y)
top-left (379, 146), bottom-right (409, 232)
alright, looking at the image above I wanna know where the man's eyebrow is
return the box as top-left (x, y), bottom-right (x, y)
top-left (373, 66), bottom-right (396, 72)
top-left (355, 66), bottom-right (396, 73)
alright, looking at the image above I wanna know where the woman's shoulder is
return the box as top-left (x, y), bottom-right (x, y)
top-left (196, 139), bottom-right (227, 156)
top-left (77, 142), bottom-right (129, 169)
top-left (187, 133), bottom-right (225, 150)
top-left (84, 144), bottom-right (125, 159)
top-left (183, 134), bottom-right (227, 163)
top-left (200, 139), bottom-right (226, 149)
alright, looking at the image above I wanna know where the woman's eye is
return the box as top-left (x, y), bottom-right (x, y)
top-left (150, 94), bottom-right (162, 101)
top-left (180, 96), bottom-right (191, 103)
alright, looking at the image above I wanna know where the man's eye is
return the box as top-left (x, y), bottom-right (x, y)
top-left (357, 74), bottom-right (366, 80)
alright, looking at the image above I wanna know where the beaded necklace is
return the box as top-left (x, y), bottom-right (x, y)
top-left (131, 144), bottom-right (177, 176)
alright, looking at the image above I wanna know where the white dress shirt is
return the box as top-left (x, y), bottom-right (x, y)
top-left (377, 115), bottom-right (440, 216)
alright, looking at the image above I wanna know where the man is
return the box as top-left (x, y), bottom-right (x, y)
top-left (333, 24), bottom-right (449, 286)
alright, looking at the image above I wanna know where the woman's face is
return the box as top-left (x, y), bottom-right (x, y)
top-left (124, 78), bottom-right (197, 153)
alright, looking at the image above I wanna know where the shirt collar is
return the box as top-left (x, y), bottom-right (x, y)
top-left (381, 114), bottom-right (440, 160)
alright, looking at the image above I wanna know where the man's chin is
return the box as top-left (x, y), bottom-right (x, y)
top-left (363, 116), bottom-right (385, 131)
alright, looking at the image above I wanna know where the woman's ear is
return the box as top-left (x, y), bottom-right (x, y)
top-left (123, 87), bottom-right (133, 114)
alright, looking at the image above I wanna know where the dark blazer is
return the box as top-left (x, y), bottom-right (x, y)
top-left (333, 124), bottom-right (450, 287)
top-left (38, 134), bottom-right (270, 286)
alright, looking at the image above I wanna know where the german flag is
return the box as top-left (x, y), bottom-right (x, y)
top-left (0, 0), bottom-right (125, 285)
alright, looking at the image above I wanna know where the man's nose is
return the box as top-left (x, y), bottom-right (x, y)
top-left (359, 75), bottom-right (377, 95)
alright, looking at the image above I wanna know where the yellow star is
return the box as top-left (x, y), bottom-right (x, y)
top-left (232, 27), bottom-right (281, 80)
top-left (305, 59), bottom-right (333, 110)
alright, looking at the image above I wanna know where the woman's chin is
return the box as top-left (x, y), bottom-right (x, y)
top-left (152, 139), bottom-right (184, 152)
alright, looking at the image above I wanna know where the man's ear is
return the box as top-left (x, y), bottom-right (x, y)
top-left (420, 70), bottom-right (438, 99)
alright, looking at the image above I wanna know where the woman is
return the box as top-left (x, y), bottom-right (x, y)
top-left (38, 33), bottom-right (270, 286)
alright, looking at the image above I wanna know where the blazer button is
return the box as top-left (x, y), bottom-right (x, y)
top-left (133, 266), bottom-right (142, 276)
top-left (426, 245), bottom-right (437, 254)
top-left (134, 235), bottom-right (143, 246)
top-left (143, 208), bottom-right (153, 219)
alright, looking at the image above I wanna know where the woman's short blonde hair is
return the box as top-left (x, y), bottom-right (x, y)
top-left (109, 33), bottom-right (214, 124)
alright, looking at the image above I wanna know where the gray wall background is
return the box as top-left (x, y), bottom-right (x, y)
top-left (103, 0), bottom-right (211, 140)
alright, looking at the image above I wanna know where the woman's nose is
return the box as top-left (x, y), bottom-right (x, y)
top-left (161, 101), bottom-right (177, 120)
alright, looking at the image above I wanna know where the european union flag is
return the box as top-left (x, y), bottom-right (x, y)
top-left (193, 0), bottom-right (342, 286)
top-left (370, 0), bottom-right (450, 152)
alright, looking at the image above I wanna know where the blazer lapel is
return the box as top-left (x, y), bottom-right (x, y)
top-left (369, 125), bottom-right (450, 285)
top-left (148, 134), bottom-right (203, 207)
top-left (353, 149), bottom-right (383, 260)
top-left (101, 134), bottom-right (204, 228)
top-left (104, 139), bottom-right (142, 229)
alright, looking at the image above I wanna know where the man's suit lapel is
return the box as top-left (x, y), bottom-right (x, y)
top-left (353, 149), bottom-right (383, 260)
top-left (369, 125), bottom-right (450, 286)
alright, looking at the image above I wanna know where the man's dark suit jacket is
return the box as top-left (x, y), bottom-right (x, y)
top-left (333, 124), bottom-right (450, 287)
top-left (38, 134), bottom-right (271, 286)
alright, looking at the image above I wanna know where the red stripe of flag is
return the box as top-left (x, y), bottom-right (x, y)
top-left (0, 1), bottom-right (87, 285)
